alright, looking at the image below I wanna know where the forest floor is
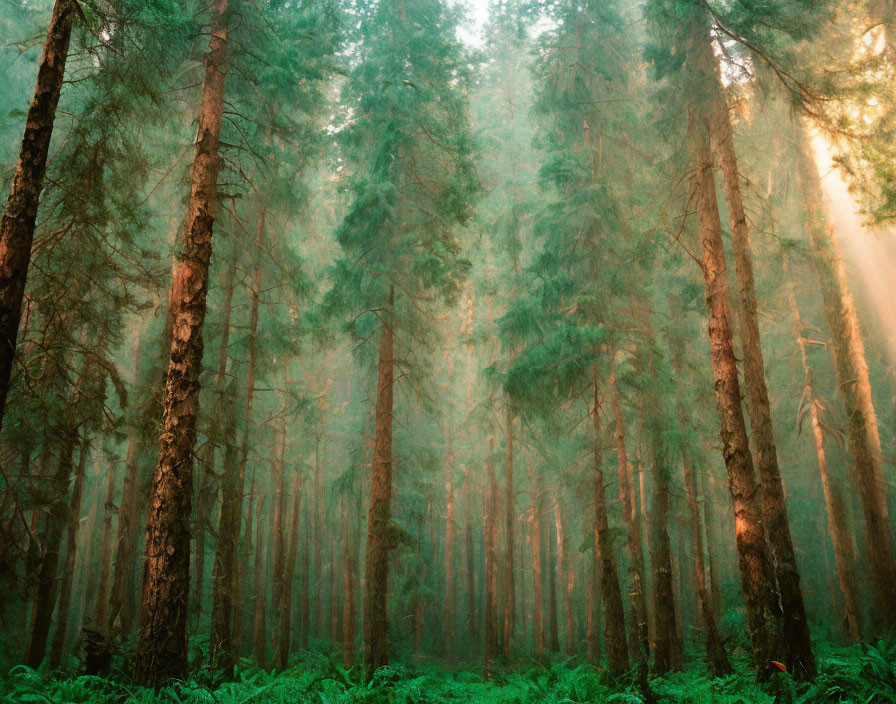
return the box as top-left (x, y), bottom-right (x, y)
top-left (2, 639), bottom-right (895, 704)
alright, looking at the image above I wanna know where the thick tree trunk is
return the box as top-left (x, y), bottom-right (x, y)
top-left (363, 285), bottom-right (395, 675)
top-left (593, 378), bottom-right (629, 677)
top-left (547, 514), bottom-right (560, 653)
top-left (709, 54), bottom-right (814, 678)
top-left (25, 430), bottom-right (78, 668)
top-left (48, 440), bottom-right (88, 668)
top-left (0, 0), bottom-right (78, 429)
top-left (484, 435), bottom-right (498, 678)
top-left (610, 364), bottom-right (650, 670)
top-left (133, 0), bottom-right (228, 685)
top-left (784, 261), bottom-right (862, 642)
top-left (93, 458), bottom-right (117, 630)
top-left (686, 97), bottom-right (785, 681)
top-left (502, 404), bottom-right (515, 656)
top-left (795, 125), bottom-right (896, 630)
top-left (553, 498), bottom-right (575, 655)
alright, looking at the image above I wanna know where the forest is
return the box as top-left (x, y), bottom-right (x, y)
top-left (1, 0), bottom-right (895, 702)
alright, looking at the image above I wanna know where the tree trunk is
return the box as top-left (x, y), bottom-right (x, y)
top-left (686, 96), bottom-right (785, 681)
top-left (25, 430), bottom-right (78, 668)
top-left (593, 377), bottom-right (629, 677)
top-left (0, 0), bottom-right (78, 429)
top-left (710, 53), bottom-right (815, 678)
top-left (363, 285), bottom-right (395, 675)
top-left (93, 456), bottom-right (117, 630)
top-left (795, 124), bottom-right (896, 631)
top-left (251, 489), bottom-right (267, 667)
top-left (48, 440), bottom-right (89, 668)
top-left (547, 514), bottom-right (560, 653)
top-left (554, 498), bottom-right (575, 656)
top-left (342, 498), bottom-right (356, 668)
top-left (278, 478), bottom-right (301, 671)
top-left (502, 403), bottom-right (515, 657)
top-left (312, 436), bottom-right (322, 640)
top-left (443, 428), bottom-right (456, 658)
top-left (610, 363), bottom-right (650, 669)
top-left (463, 466), bottom-right (477, 647)
top-left (484, 435), bottom-right (498, 678)
top-left (784, 260), bottom-right (862, 642)
top-left (648, 423), bottom-right (682, 674)
top-left (528, 467), bottom-right (544, 657)
top-left (133, 0), bottom-right (228, 685)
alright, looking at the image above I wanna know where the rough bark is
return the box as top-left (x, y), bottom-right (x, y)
top-left (363, 285), bottom-right (395, 675)
top-left (0, 0), bottom-right (78, 429)
top-left (709, 47), bottom-right (814, 677)
top-left (795, 125), bottom-right (896, 630)
top-left (686, 98), bottom-right (785, 681)
top-left (593, 377), bottom-right (629, 677)
top-left (48, 440), bottom-right (88, 668)
top-left (133, 0), bottom-right (228, 683)
top-left (784, 260), bottom-right (862, 642)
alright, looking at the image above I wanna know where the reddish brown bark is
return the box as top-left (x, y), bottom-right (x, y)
top-left (784, 261), bottom-right (862, 642)
top-left (108, 422), bottom-right (141, 638)
top-left (686, 95), bottom-right (785, 681)
top-left (795, 126), bottom-right (896, 630)
top-left (528, 467), bottom-right (544, 656)
top-left (342, 498), bottom-right (356, 668)
top-left (277, 478), bottom-right (301, 670)
top-left (609, 364), bottom-right (650, 668)
top-left (251, 488), bottom-right (267, 666)
top-left (708, 50), bottom-right (814, 678)
top-left (0, 0), bottom-right (78, 429)
top-left (363, 285), bottom-right (395, 674)
top-left (593, 377), bottom-right (629, 677)
top-left (502, 404), bottom-right (515, 656)
top-left (443, 427), bottom-right (457, 657)
top-left (133, 0), bottom-right (228, 683)
top-left (48, 440), bottom-right (88, 668)
top-left (463, 466), bottom-right (476, 646)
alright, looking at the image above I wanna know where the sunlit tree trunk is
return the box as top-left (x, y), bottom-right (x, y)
top-left (784, 260), bottom-right (862, 642)
top-left (707, 44), bottom-right (814, 678)
top-left (0, 0), bottom-right (78, 430)
top-left (686, 97), bottom-right (785, 681)
top-left (593, 377), bottom-right (629, 676)
top-left (363, 285), bottom-right (395, 674)
top-left (48, 440), bottom-right (88, 668)
top-left (133, 0), bottom-right (228, 685)
top-left (795, 125), bottom-right (896, 631)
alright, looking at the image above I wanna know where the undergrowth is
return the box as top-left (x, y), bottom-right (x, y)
top-left (2, 639), bottom-right (894, 703)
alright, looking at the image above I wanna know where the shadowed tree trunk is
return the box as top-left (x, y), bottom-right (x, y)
top-left (251, 488), bottom-right (267, 667)
top-left (444, 426), bottom-right (457, 658)
top-left (528, 467), bottom-right (544, 657)
top-left (593, 376), bottom-right (629, 677)
top-left (484, 435), bottom-right (498, 678)
top-left (93, 457), bottom-right (117, 630)
top-left (278, 478), bottom-right (301, 671)
top-left (108, 423), bottom-right (142, 637)
top-left (363, 285), bottom-right (394, 675)
top-left (342, 497), bottom-right (356, 668)
top-left (463, 466), bottom-right (477, 647)
top-left (795, 125), bottom-right (896, 631)
top-left (686, 92), bottom-right (785, 681)
top-left (133, 0), bottom-right (228, 684)
top-left (25, 429), bottom-right (79, 668)
top-left (0, 0), bottom-right (78, 430)
top-left (48, 440), bottom-right (89, 668)
top-left (503, 403), bottom-right (515, 656)
top-left (784, 260), bottom-right (862, 642)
